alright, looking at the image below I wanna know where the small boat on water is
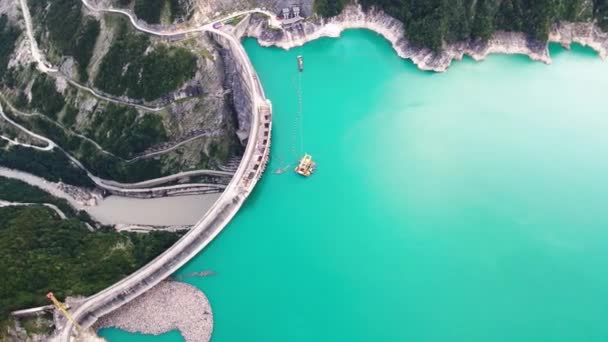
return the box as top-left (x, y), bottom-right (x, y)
top-left (297, 55), bottom-right (303, 72)
top-left (295, 153), bottom-right (316, 177)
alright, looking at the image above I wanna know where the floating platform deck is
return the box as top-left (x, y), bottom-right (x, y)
top-left (295, 153), bottom-right (315, 177)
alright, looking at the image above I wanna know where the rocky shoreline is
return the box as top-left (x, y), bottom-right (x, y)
top-left (94, 281), bottom-right (213, 342)
top-left (243, 5), bottom-right (608, 72)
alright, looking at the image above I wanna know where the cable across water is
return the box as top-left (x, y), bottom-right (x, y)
top-left (274, 63), bottom-right (304, 175)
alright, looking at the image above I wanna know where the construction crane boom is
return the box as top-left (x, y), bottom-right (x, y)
top-left (46, 292), bottom-right (81, 331)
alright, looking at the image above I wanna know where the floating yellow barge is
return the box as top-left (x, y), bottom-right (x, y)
top-left (295, 153), bottom-right (316, 177)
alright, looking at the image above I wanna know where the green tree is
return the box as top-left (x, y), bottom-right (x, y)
top-left (46, 0), bottom-right (83, 53)
top-left (94, 26), bottom-right (197, 101)
top-left (471, 0), bottom-right (494, 40)
top-left (0, 15), bottom-right (20, 80)
top-left (595, 0), bottom-right (608, 30)
top-left (134, 0), bottom-right (164, 24)
top-left (30, 75), bottom-right (65, 120)
top-left (314, 0), bottom-right (349, 17)
top-left (71, 19), bottom-right (101, 81)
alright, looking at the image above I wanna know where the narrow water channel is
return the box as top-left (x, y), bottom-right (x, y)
top-left (0, 167), bottom-right (220, 226)
top-left (87, 193), bottom-right (220, 226)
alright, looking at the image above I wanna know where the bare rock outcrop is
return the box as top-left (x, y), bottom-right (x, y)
top-left (243, 4), bottom-right (608, 72)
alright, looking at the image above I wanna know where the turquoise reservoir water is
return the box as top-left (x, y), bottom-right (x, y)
top-left (99, 29), bottom-right (608, 341)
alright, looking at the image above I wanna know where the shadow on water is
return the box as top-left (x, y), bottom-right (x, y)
top-left (549, 42), bottom-right (600, 60)
top-left (98, 328), bottom-right (184, 341)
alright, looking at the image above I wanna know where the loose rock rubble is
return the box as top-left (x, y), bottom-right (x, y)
top-left (95, 281), bottom-right (213, 342)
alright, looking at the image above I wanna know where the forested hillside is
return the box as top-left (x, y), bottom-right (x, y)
top-left (115, 0), bottom-right (192, 24)
top-left (0, 204), bottom-right (182, 330)
top-left (315, 0), bottom-right (607, 51)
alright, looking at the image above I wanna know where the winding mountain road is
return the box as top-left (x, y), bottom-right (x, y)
top-left (10, 1), bottom-right (239, 195)
top-left (0, 95), bottom-right (116, 155)
top-left (79, 0), bottom-right (280, 36)
top-left (18, 0), bottom-right (57, 73)
top-left (63, 77), bottom-right (165, 112)
top-left (1, 100), bottom-right (229, 194)
top-left (0, 103), bottom-right (55, 150)
top-left (0, 200), bottom-right (67, 219)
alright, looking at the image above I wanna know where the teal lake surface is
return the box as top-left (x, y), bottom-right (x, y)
top-left (99, 29), bottom-right (608, 341)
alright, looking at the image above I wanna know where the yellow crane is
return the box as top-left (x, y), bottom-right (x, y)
top-left (46, 292), bottom-right (81, 331)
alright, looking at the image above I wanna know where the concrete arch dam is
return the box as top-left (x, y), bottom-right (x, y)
top-left (59, 24), bottom-right (272, 341)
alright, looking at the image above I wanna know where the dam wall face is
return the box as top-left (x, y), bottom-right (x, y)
top-left (214, 26), bottom-right (256, 144)
top-left (208, 29), bottom-right (272, 183)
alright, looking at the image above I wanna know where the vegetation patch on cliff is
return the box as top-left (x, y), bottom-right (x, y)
top-left (134, 0), bottom-right (166, 24)
top-left (0, 144), bottom-right (94, 188)
top-left (94, 19), bottom-right (197, 101)
top-left (36, 0), bottom-right (82, 52)
top-left (0, 15), bottom-right (20, 80)
top-left (87, 104), bottom-right (167, 159)
top-left (122, 0), bottom-right (190, 24)
top-left (30, 74), bottom-right (65, 120)
top-left (314, 0), bottom-right (349, 17)
top-left (72, 18), bottom-right (101, 81)
top-left (30, 0), bottom-right (101, 81)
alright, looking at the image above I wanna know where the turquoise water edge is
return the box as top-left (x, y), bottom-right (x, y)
top-left (99, 29), bottom-right (608, 341)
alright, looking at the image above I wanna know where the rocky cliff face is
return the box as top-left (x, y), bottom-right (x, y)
top-left (221, 45), bottom-right (253, 144)
top-left (243, 4), bottom-right (608, 72)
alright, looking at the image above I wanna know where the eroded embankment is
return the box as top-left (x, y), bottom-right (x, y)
top-left (243, 5), bottom-right (608, 72)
